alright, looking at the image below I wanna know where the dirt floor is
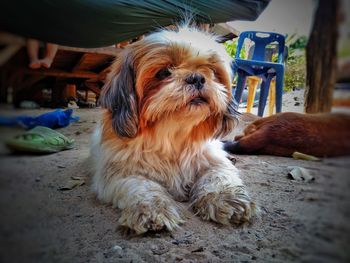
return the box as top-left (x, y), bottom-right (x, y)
top-left (0, 89), bottom-right (350, 263)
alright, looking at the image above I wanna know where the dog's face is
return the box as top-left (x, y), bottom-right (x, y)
top-left (101, 26), bottom-right (236, 142)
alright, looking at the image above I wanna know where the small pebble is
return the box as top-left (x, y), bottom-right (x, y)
top-left (112, 245), bottom-right (123, 251)
top-left (151, 244), bottom-right (169, 255)
top-left (172, 240), bottom-right (180, 245)
top-left (175, 256), bottom-right (183, 261)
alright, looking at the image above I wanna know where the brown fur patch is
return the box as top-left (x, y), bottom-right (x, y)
top-left (103, 38), bottom-right (233, 141)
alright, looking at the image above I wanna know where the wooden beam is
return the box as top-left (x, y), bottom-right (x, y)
top-left (58, 45), bottom-right (120, 56)
top-left (71, 53), bottom-right (114, 73)
top-left (13, 67), bottom-right (99, 79)
top-left (71, 53), bottom-right (89, 72)
top-left (84, 82), bottom-right (101, 95)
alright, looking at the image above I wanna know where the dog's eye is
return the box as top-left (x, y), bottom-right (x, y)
top-left (156, 68), bottom-right (172, 80)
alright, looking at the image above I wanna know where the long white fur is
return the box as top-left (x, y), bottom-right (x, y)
top-left (91, 27), bottom-right (255, 234)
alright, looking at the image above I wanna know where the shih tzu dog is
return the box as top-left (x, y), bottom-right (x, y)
top-left (91, 25), bottom-right (257, 234)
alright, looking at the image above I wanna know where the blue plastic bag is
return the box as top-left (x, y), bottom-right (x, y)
top-left (0, 109), bottom-right (79, 129)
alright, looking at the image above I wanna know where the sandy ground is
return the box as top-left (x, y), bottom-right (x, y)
top-left (0, 89), bottom-right (350, 263)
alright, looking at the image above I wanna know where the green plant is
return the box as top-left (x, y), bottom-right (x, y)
top-left (288, 35), bottom-right (307, 50)
top-left (224, 39), bottom-right (246, 59)
top-left (284, 34), bottom-right (308, 92)
top-left (284, 54), bottom-right (306, 92)
top-left (338, 38), bottom-right (350, 58)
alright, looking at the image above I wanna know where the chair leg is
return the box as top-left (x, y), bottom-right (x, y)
top-left (258, 75), bottom-right (273, 117)
top-left (246, 77), bottom-right (260, 113)
top-left (233, 70), bottom-right (247, 106)
top-left (231, 62), bottom-right (238, 77)
top-left (275, 72), bottom-right (284, 113)
top-left (268, 78), bottom-right (276, 116)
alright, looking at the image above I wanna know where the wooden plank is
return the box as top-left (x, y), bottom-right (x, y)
top-left (59, 45), bottom-right (121, 56)
top-left (50, 50), bottom-right (82, 70)
top-left (14, 67), bottom-right (99, 79)
top-left (84, 82), bottom-right (101, 95)
top-left (71, 53), bottom-right (113, 72)
top-left (71, 53), bottom-right (90, 72)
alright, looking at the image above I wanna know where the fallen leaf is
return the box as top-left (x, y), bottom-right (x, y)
top-left (71, 176), bottom-right (84, 180)
top-left (58, 177), bottom-right (85, 191)
top-left (292, 151), bottom-right (320, 161)
top-left (287, 166), bottom-right (314, 182)
top-left (191, 247), bottom-right (204, 253)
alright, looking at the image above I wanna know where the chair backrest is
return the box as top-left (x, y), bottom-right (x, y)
top-left (235, 31), bottom-right (285, 64)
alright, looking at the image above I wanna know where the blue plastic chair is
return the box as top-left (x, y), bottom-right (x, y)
top-left (232, 31), bottom-right (286, 116)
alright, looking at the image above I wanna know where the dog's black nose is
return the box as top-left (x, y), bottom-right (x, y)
top-left (185, 73), bottom-right (206, 90)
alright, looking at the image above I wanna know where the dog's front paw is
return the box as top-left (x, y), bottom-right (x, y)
top-left (118, 198), bottom-right (185, 234)
top-left (192, 186), bottom-right (257, 225)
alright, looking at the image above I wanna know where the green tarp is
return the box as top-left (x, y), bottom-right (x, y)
top-left (0, 0), bottom-right (269, 48)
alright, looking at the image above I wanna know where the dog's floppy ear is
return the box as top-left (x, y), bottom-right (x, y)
top-left (214, 98), bottom-right (239, 138)
top-left (100, 51), bottom-right (139, 138)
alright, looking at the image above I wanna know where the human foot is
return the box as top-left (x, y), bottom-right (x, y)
top-left (40, 57), bottom-right (54, 69)
top-left (28, 60), bottom-right (41, 69)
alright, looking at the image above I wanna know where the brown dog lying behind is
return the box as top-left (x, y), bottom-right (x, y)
top-left (224, 112), bottom-right (350, 157)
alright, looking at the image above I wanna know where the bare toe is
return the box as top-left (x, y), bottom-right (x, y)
top-left (40, 58), bottom-right (53, 69)
top-left (29, 60), bottom-right (41, 69)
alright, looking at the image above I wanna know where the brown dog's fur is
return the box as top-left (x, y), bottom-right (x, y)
top-left (91, 26), bottom-right (256, 234)
top-left (224, 112), bottom-right (350, 157)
